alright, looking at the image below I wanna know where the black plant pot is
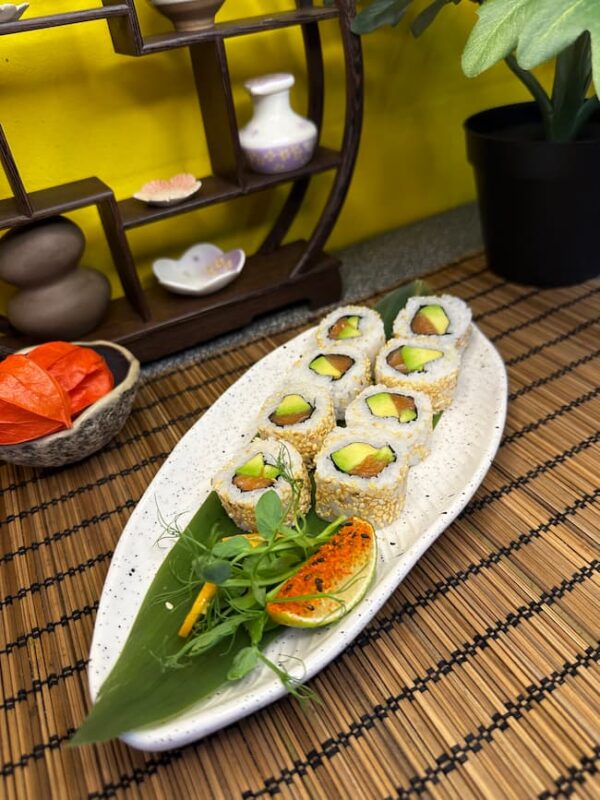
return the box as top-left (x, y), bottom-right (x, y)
top-left (465, 102), bottom-right (600, 287)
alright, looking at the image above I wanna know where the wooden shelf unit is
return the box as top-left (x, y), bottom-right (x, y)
top-left (0, 2), bottom-right (364, 362)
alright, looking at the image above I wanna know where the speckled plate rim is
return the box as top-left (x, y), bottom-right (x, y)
top-left (88, 325), bottom-right (507, 752)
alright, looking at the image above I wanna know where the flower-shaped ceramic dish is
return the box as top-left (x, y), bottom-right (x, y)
top-left (0, 341), bottom-right (140, 468)
top-left (153, 243), bottom-right (246, 296)
top-left (0, 3), bottom-right (28, 22)
top-left (133, 173), bottom-right (202, 207)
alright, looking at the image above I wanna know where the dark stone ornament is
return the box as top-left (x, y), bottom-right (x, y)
top-left (0, 216), bottom-right (111, 339)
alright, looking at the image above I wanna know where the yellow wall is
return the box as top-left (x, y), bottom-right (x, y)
top-left (0, 0), bottom-right (534, 308)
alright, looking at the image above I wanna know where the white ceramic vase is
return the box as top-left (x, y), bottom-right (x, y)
top-left (148, 0), bottom-right (225, 32)
top-left (239, 73), bottom-right (318, 175)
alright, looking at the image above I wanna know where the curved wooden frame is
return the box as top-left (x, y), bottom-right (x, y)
top-left (0, 1), bottom-right (364, 360)
top-left (260, 0), bottom-right (364, 276)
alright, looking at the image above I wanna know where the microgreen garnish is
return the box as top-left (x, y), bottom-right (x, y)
top-left (163, 444), bottom-right (346, 702)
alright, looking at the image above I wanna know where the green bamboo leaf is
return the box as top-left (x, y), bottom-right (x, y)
top-left (72, 491), bottom-right (332, 745)
top-left (71, 493), bottom-right (252, 745)
top-left (462, 0), bottom-right (534, 78)
top-left (375, 278), bottom-right (430, 339)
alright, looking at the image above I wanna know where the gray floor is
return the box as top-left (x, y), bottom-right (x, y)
top-left (142, 203), bottom-right (482, 380)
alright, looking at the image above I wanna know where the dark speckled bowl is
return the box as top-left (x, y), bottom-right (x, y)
top-left (0, 341), bottom-right (140, 468)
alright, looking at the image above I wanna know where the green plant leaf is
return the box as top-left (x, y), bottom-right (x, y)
top-left (462, 0), bottom-right (533, 78)
top-left (200, 559), bottom-right (232, 585)
top-left (227, 647), bottom-right (259, 681)
top-left (516, 0), bottom-right (600, 96)
top-left (246, 614), bottom-right (268, 645)
top-left (212, 536), bottom-right (253, 559)
top-left (410, 0), bottom-right (460, 38)
top-left (255, 489), bottom-right (284, 540)
top-left (375, 278), bottom-right (430, 339)
top-left (352, 0), bottom-right (412, 34)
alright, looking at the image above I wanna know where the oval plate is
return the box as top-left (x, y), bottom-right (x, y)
top-left (88, 325), bottom-right (507, 751)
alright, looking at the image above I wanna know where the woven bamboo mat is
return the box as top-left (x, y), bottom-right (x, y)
top-left (0, 255), bottom-right (599, 800)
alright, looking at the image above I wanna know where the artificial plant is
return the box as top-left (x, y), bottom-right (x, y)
top-left (351, 0), bottom-right (600, 142)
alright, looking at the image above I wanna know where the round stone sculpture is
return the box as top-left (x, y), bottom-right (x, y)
top-left (0, 216), bottom-right (111, 340)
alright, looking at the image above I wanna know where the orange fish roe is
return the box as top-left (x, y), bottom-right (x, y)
top-left (266, 517), bottom-right (374, 620)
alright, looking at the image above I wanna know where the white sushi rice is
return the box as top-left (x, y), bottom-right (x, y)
top-left (345, 384), bottom-right (433, 465)
top-left (291, 342), bottom-right (371, 419)
top-left (212, 438), bottom-right (310, 531)
top-left (257, 381), bottom-right (335, 465)
top-left (374, 336), bottom-right (461, 412)
top-left (316, 304), bottom-right (385, 364)
top-left (393, 294), bottom-right (472, 350)
top-left (314, 425), bottom-right (411, 528)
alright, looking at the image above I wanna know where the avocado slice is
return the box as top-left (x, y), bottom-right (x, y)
top-left (331, 442), bottom-right (394, 474)
top-left (400, 345), bottom-right (443, 373)
top-left (366, 392), bottom-right (417, 423)
top-left (366, 392), bottom-right (398, 418)
top-left (399, 408), bottom-right (418, 423)
top-left (309, 355), bottom-right (342, 379)
top-left (332, 442), bottom-right (377, 473)
top-left (330, 314), bottom-right (361, 340)
top-left (411, 304), bottom-right (450, 335)
top-left (235, 453), bottom-right (264, 477)
top-left (402, 345), bottom-right (443, 372)
top-left (274, 394), bottom-right (311, 418)
top-left (262, 464), bottom-right (281, 480)
top-left (374, 446), bottom-right (394, 464)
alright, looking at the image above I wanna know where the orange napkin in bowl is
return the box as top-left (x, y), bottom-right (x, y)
top-left (27, 341), bottom-right (114, 416)
top-left (0, 355), bottom-right (72, 445)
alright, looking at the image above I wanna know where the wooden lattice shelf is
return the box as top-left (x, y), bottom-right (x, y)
top-left (0, 1), bottom-right (363, 362)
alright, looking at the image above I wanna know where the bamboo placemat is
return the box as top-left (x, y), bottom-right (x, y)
top-left (0, 255), bottom-right (598, 800)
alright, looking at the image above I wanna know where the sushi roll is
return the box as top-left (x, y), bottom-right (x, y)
top-left (212, 438), bottom-right (310, 531)
top-left (314, 426), bottom-right (411, 528)
top-left (345, 384), bottom-right (433, 465)
top-left (293, 343), bottom-right (371, 419)
top-left (374, 336), bottom-right (460, 413)
top-left (316, 305), bottom-right (385, 364)
top-left (393, 294), bottom-right (472, 350)
top-left (257, 382), bottom-right (335, 465)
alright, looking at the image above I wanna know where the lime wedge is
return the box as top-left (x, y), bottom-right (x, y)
top-left (266, 517), bottom-right (376, 628)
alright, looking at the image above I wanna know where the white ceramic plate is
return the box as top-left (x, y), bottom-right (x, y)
top-left (88, 325), bottom-right (507, 751)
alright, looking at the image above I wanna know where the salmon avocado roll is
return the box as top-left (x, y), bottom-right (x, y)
top-left (212, 439), bottom-right (310, 531)
top-left (314, 426), bottom-right (410, 528)
top-left (316, 305), bottom-right (385, 365)
top-left (257, 382), bottom-right (335, 465)
top-left (393, 294), bottom-right (472, 350)
top-left (294, 343), bottom-right (371, 419)
top-left (375, 336), bottom-right (460, 412)
top-left (345, 384), bottom-right (433, 465)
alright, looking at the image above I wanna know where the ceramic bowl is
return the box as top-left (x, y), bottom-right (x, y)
top-left (0, 341), bottom-right (140, 468)
top-left (133, 173), bottom-right (202, 207)
top-left (153, 244), bottom-right (246, 296)
top-left (0, 3), bottom-right (28, 23)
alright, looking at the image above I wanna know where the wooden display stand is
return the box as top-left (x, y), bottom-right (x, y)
top-left (0, 1), bottom-right (363, 362)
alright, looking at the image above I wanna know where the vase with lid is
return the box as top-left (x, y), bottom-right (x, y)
top-left (148, 0), bottom-right (225, 32)
top-left (239, 73), bottom-right (318, 175)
